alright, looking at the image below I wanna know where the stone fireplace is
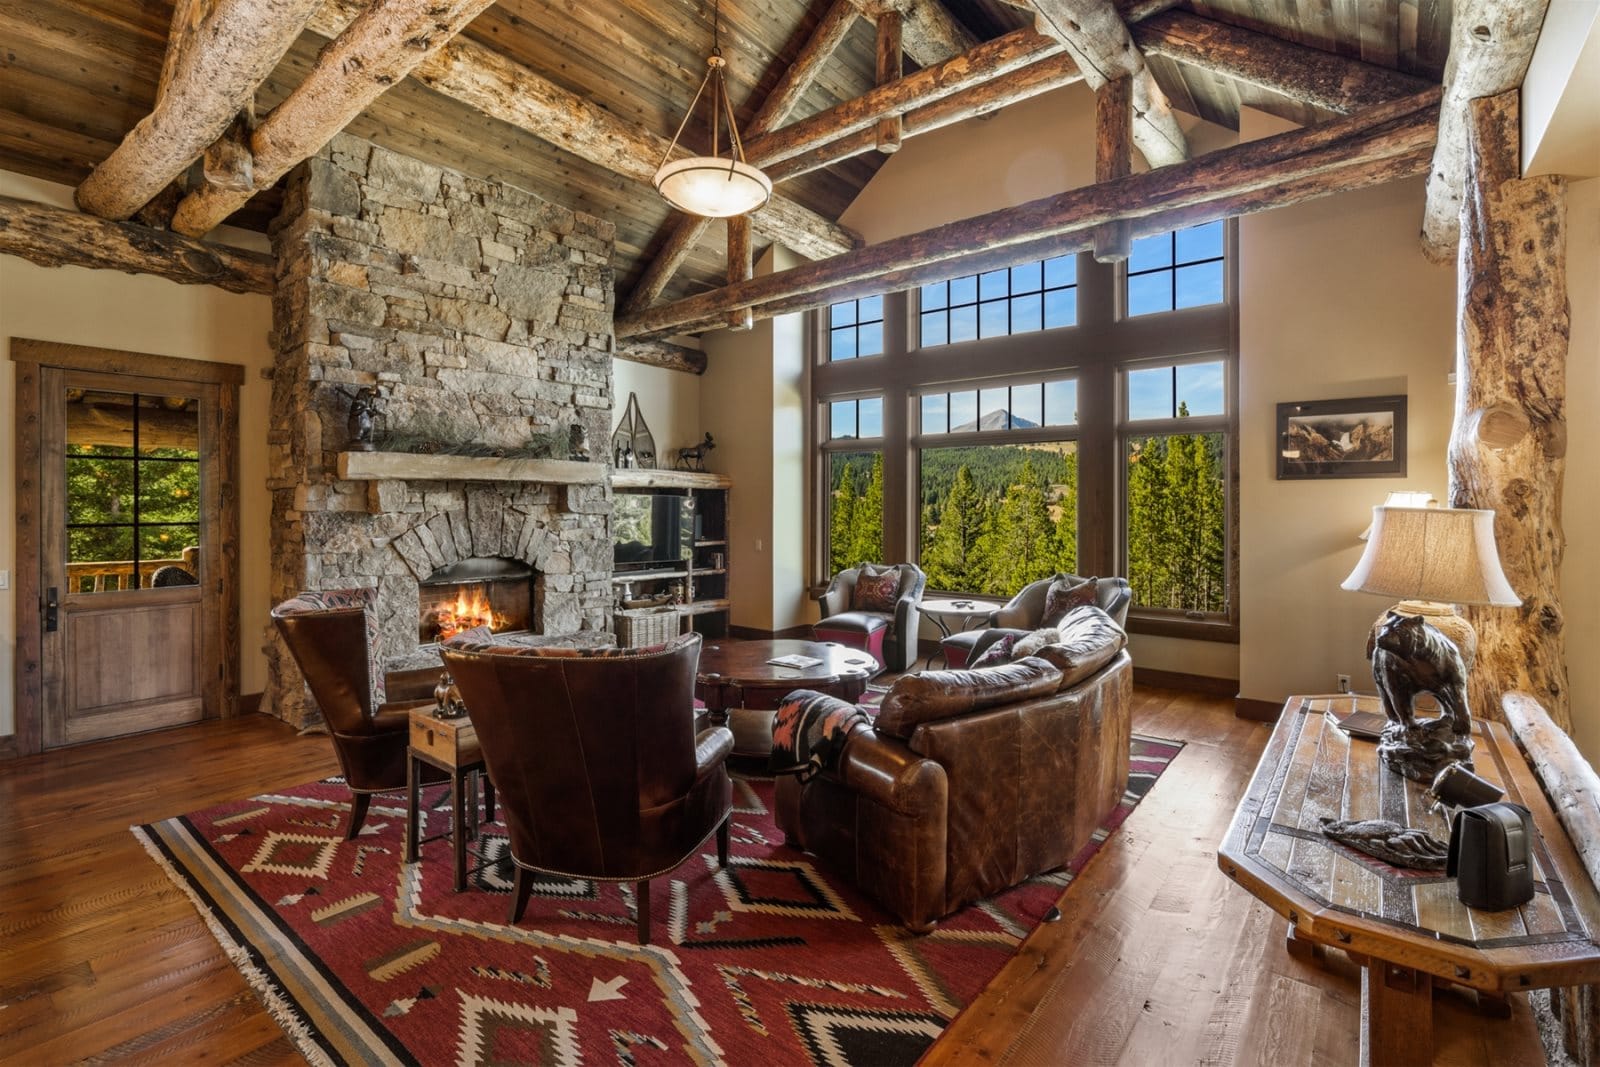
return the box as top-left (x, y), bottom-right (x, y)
top-left (263, 135), bottom-right (616, 728)
top-left (417, 557), bottom-right (534, 645)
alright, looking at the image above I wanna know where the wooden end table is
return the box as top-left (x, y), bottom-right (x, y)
top-left (406, 708), bottom-right (496, 892)
top-left (695, 639), bottom-right (877, 757)
top-left (1220, 694), bottom-right (1600, 1065)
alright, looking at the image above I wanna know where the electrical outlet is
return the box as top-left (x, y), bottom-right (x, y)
top-left (1337, 674), bottom-right (1351, 694)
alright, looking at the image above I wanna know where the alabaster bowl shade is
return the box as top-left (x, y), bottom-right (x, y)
top-left (1341, 505), bottom-right (1521, 606)
top-left (653, 157), bottom-right (772, 218)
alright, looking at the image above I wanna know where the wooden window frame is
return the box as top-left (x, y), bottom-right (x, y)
top-left (808, 224), bottom-right (1240, 643)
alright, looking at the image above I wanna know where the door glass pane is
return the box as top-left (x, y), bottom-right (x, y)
top-left (138, 394), bottom-right (200, 456)
top-left (65, 388), bottom-right (203, 593)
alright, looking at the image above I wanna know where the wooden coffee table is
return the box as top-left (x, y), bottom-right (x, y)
top-left (1220, 694), bottom-right (1600, 1065)
top-left (696, 639), bottom-right (877, 757)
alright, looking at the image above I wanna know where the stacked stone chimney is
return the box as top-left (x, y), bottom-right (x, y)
top-left (263, 135), bottom-right (615, 728)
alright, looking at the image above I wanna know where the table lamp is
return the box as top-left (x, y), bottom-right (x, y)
top-left (1340, 505), bottom-right (1521, 781)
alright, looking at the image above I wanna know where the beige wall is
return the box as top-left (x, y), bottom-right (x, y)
top-left (1562, 177), bottom-right (1600, 757)
top-left (698, 246), bottom-right (810, 632)
top-left (612, 357), bottom-right (702, 462)
top-left (0, 172), bottom-right (276, 737)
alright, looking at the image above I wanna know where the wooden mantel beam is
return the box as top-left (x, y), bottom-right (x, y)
top-left (1420, 0), bottom-right (1551, 262)
top-left (616, 89), bottom-right (1440, 340)
top-left (171, 0), bottom-right (494, 236)
top-left (1027, 0), bottom-right (1188, 167)
top-left (74, 0), bottom-right (321, 220)
top-left (303, 0), bottom-right (858, 264)
top-left (622, 0), bottom-right (861, 315)
top-left (0, 195), bottom-right (274, 294)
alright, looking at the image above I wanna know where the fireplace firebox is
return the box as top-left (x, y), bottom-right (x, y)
top-left (417, 558), bottom-right (535, 644)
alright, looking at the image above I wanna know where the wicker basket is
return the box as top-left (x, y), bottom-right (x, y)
top-left (614, 606), bottom-right (681, 647)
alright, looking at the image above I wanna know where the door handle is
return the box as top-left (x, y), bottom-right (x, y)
top-left (44, 587), bottom-right (59, 632)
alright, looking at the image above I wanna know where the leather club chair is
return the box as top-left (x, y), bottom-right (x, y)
top-left (814, 562), bottom-right (927, 672)
top-left (271, 587), bottom-right (444, 839)
top-left (441, 632), bottom-right (733, 945)
top-left (941, 574), bottom-right (1132, 669)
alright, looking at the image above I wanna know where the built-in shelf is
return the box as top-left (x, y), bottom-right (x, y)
top-left (681, 599), bottom-right (730, 616)
top-left (338, 451), bottom-right (605, 484)
top-left (690, 568), bottom-right (727, 577)
top-left (613, 567), bottom-right (689, 583)
top-left (611, 468), bottom-right (732, 490)
top-left (694, 539), bottom-right (727, 548)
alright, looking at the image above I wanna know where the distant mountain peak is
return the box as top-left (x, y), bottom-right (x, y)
top-left (951, 409), bottom-right (1039, 433)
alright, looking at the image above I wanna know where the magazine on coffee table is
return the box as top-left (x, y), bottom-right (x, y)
top-left (1335, 710), bottom-right (1388, 740)
top-left (768, 654), bottom-right (824, 669)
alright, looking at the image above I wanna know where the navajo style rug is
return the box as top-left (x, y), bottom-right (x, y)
top-left (137, 736), bottom-right (1182, 1067)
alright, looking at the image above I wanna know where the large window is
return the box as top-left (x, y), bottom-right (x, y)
top-left (814, 222), bottom-right (1237, 639)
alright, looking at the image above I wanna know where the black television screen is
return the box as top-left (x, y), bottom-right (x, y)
top-left (614, 493), bottom-right (693, 566)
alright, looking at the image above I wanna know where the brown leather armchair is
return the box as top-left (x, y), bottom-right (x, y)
top-left (776, 648), bottom-right (1132, 932)
top-left (441, 632), bottom-right (733, 944)
top-left (271, 588), bottom-right (442, 839)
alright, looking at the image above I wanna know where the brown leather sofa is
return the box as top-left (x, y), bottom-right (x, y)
top-left (441, 632), bottom-right (732, 944)
top-left (775, 629), bottom-right (1131, 932)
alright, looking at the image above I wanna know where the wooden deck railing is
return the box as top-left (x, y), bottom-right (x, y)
top-left (67, 551), bottom-right (196, 592)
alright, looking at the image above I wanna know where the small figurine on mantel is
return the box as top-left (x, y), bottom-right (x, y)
top-left (342, 386), bottom-right (381, 451)
top-left (675, 433), bottom-right (717, 472)
top-left (569, 423), bottom-right (590, 462)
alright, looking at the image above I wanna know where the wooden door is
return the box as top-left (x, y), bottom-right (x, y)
top-left (12, 340), bottom-right (242, 754)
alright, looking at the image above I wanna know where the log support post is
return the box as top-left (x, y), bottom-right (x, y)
top-left (875, 9), bottom-right (904, 153)
top-left (727, 216), bottom-right (754, 331)
top-left (1094, 75), bottom-right (1133, 262)
top-left (1447, 90), bottom-right (1570, 728)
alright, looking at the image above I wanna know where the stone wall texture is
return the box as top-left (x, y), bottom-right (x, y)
top-left (264, 135), bottom-right (615, 728)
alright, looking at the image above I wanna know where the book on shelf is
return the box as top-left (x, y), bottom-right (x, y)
top-left (768, 654), bottom-right (823, 670)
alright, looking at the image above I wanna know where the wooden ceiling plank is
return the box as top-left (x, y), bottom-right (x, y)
top-left (297, 0), bottom-right (857, 262)
top-left (73, 0), bottom-right (322, 220)
top-left (1419, 0), bottom-right (1550, 262)
top-left (622, 0), bottom-right (863, 315)
top-left (169, 0), bottom-right (496, 237)
top-left (0, 193), bottom-right (274, 293)
top-left (1026, 0), bottom-right (1189, 167)
top-left (616, 87), bottom-right (1440, 339)
top-left (1134, 10), bottom-right (1433, 115)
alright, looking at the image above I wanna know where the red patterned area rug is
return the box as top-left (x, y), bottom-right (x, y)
top-left (135, 735), bottom-right (1181, 1067)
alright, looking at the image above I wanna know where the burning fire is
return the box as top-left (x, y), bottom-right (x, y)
top-left (431, 584), bottom-right (503, 640)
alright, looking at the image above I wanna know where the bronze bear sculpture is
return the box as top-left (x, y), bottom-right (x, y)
top-left (1366, 611), bottom-right (1474, 782)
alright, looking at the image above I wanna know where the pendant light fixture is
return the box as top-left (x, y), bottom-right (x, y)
top-left (653, 0), bottom-right (772, 219)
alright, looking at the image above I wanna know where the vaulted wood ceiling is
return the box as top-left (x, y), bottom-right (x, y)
top-left (0, 0), bottom-right (1454, 305)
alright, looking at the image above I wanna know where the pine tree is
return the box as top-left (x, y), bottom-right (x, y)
top-left (923, 464), bottom-right (985, 590)
top-left (1053, 448), bottom-right (1079, 575)
top-left (981, 459), bottom-right (1058, 593)
top-left (847, 454), bottom-right (885, 566)
top-left (830, 460), bottom-right (857, 574)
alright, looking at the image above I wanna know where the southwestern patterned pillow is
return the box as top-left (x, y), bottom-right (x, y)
top-left (850, 566), bottom-right (902, 614)
top-left (1041, 576), bottom-right (1099, 628)
top-left (769, 690), bottom-right (872, 781)
top-left (969, 632), bottom-right (1021, 669)
top-left (274, 587), bottom-right (387, 709)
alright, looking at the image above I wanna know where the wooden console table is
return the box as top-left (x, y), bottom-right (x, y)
top-left (1220, 694), bottom-right (1600, 1066)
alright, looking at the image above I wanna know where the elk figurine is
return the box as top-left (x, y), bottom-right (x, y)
top-left (675, 432), bottom-right (716, 471)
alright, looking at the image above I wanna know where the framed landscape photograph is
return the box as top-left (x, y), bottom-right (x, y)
top-left (1276, 395), bottom-right (1406, 480)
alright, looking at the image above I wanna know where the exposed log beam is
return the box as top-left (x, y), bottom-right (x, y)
top-left (1447, 90), bottom-right (1569, 727)
top-left (848, 0), bottom-right (978, 65)
top-left (73, 0), bottom-right (321, 220)
top-left (1133, 12), bottom-right (1434, 115)
top-left (1421, 0), bottom-right (1551, 262)
top-left (703, 143), bottom-right (1435, 334)
top-left (614, 339), bottom-right (707, 375)
top-left (0, 195), bottom-right (273, 294)
top-left (742, 26), bottom-right (1063, 168)
top-left (876, 10), bottom-right (905, 153)
top-left (1027, 0), bottom-right (1188, 167)
top-left (621, 0), bottom-right (861, 314)
top-left (727, 216), bottom-right (754, 331)
top-left (301, 1), bottom-right (857, 264)
top-left (1093, 76), bottom-right (1132, 262)
top-left (616, 89), bottom-right (1440, 340)
top-left (171, 0), bottom-right (493, 237)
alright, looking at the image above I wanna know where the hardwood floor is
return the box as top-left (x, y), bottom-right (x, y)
top-left (0, 690), bottom-right (1548, 1064)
